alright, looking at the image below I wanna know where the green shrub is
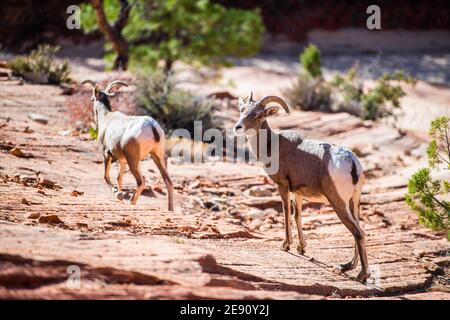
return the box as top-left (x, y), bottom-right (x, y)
top-left (8, 44), bottom-right (70, 84)
top-left (283, 73), bottom-right (331, 111)
top-left (300, 44), bottom-right (322, 78)
top-left (89, 127), bottom-right (99, 140)
top-left (329, 67), bottom-right (361, 102)
top-left (330, 69), bottom-right (416, 120)
top-left (286, 44), bottom-right (416, 120)
top-left (135, 71), bottom-right (218, 136)
top-left (427, 116), bottom-right (450, 169)
top-left (405, 116), bottom-right (450, 240)
top-left (283, 44), bottom-right (331, 111)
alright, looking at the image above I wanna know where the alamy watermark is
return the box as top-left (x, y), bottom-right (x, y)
top-left (366, 5), bottom-right (381, 30)
top-left (66, 265), bottom-right (81, 290)
top-left (170, 122), bottom-right (280, 175)
top-left (66, 5), bottom-right (81, 30)
top-left (366, 264), bottom-right (381, 287)
top-left (67, 4), bottom-right (382, 31)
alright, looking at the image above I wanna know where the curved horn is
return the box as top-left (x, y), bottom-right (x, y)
top-left (104, 80), bottom-right (128, 94)
top-left (81, 79), bottom-right (100, 99)
top-left (258, 96), bottom-right (290, 113)
top-left (81, 79), bottom-right (97, 88)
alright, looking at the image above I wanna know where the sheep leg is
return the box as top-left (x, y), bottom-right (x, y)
top-left (151, 152), bottom-right (174, 212)
top-left (103, 152), bottom-right (114, 190)
top-left (337, 195), bottom-right (362, 272)
top-left (293, 193), bottom-right (306, 254)
top-left (126, 155), bottom-right (145, 205)
top-left (352, 190), bottom-right (369, 283)
top-left (278, 184), bottom-right (292, 251)
top-left (115, 159), bottom-right (126, 201)
top-left (329, 197), bottom-right (369, 283)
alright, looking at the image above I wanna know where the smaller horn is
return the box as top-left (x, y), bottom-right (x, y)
top-left (258, 96), bottom-right (290, 113)
top-left (249, 91), bottom-right (253, 102)
top-left (81, 79), bottom-right (100, 99)
top-left (81, 79), bottom-right (97, 87)
top-left (104, 80), bottom-right (128, 94)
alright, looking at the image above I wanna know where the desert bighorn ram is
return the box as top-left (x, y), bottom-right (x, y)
top-left (234, 93), bottom-right (369, 282)
top-left (81, 79), bottom-right (174, 211)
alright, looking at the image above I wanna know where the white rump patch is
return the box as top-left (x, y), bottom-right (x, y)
top-left (327, 146), bottom-right (355, 204)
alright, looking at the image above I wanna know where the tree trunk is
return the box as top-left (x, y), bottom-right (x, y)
top-left (90, 0), bottom-right (130, 70)
top-left (164, 59), bottom-right (173, 74)
top-left (112, 41), bottom-right (129, 71)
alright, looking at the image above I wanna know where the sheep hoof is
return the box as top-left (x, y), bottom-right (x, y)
top-left (114, 191), bottom-right (124, 201)
top-left (334, 262), bottom-right (355, 273)
top-left (356, 270), bottom-right (369, 283)
top-left (296, 245), bottom-right (305, 255)
top-left (334, 263), bottom-right (347, 272)
top-left (280, 240), bottom-right (290, 252)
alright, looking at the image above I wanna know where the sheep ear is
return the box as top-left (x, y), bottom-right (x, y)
top-left (93, 86), bottom-right (101, 100)
top-left (264, 106), bottom-right (279, 117)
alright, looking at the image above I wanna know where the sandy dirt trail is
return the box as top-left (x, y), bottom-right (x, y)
top-left (0, 75), bottom-right (449, 299)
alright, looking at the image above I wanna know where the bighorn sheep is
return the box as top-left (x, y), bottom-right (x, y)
top-left (81, 79), bottom-right (174, 211)
top-left (234, 93), bottom-right (369, 282)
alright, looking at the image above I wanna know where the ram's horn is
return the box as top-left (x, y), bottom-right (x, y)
top-left (258, 95), bottom-right (290, 113)
top-left (81, 79), bottom-right (97, 87)
top-left (81, 79), bottom-right (100, 98)
top-left (104, 80), bottom-right (128, 94)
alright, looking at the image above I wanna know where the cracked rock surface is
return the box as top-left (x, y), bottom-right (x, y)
top-left (0, 77), bottom-right (449, 299)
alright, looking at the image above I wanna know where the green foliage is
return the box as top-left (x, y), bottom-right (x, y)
top-left (283, 45), bottom-right (330, 110)
top-left (362, 71), bottom-right (416, 120)
top-left (406, 116), bottom-right (450, 240)
top-left (81, 0), bottom-right (264, 71)
top-left (135, 71), bottom-right (218, 135)
top-left (427, 116), bottom-right (450, 169)
top-left (8, 44), bottom-right (70, 84)
top-left (330, 69), bottom-right (416, 120)
top-left (285, 53), bottom-right (415, 119)
top-left (300, 44), bottom-right (322, 78)
top-left (89, 127), bottom-right (99, 140)
top-left (330, 67), bottom-right (361, 102)
top-left (406, 168), bottom-right (450, 239)
top-left (80, 0), bottom-right (120, 33)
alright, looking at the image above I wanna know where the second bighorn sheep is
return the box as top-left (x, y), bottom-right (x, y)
top-left (234, 93), bottom-right (369, 282)
top-left (81, 79), bottom-right (174, 211)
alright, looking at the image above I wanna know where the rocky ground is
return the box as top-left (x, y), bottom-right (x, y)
top-left (0, 65), bottom-right (449, 299)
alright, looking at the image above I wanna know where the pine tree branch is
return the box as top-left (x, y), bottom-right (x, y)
top-left (89, 0), bottom-right (129, 69)
top-left (445, 128), bottom-right (450, 164)
top-left (432, 194), bottom-right (447, 209)
top-left (437, 153), bottom-right (450, 166)
top-left (113, 0), bottom-right (130, 32)
top-left (130, 32), bottom-right (168, 46)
